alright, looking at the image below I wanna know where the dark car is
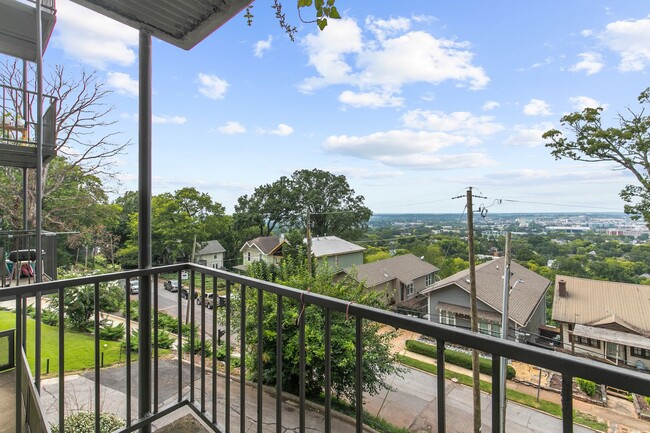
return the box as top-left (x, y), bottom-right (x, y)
top-left (180, 287), bottom-right (197, 299)
top-left (164, 280), bottom-right (179, 292)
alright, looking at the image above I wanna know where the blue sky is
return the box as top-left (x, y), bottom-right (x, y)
top-left (27, 1), bottom-right (650, 214)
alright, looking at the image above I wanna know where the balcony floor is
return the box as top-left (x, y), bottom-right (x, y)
top-left (0, 369), bottom-right (14, 433)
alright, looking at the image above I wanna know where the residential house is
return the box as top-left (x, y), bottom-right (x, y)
top-left (234, 235), bottom-right (288, 271)
top-left (307, 235), bottom-right (364, 271)
top-left (338, 253), bottom-right (438, 311)
top-left (195, 240), bottom-right (226, 269)
top-left (552, 275), bottom-right (650, 369)
top-left (422, 257), bottom-right (550, 341)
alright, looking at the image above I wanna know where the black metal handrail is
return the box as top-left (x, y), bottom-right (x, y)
top-left (2, 263), bottom-right (650, 433)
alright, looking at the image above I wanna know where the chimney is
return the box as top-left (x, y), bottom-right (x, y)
top-left (558, 280), bottom-right (567, 298)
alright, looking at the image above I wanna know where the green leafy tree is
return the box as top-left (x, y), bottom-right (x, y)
top-left (240, 256), bottom-right (402, 402)
top-left (234, 177), bottom-right (292, 237)
top-left (544, 88), bottom-right (650, 228)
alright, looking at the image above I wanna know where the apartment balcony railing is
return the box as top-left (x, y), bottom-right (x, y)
top-left (2, 263), bottom-right (650, 433)
top-left (0, 83), bottom-right (57, 169)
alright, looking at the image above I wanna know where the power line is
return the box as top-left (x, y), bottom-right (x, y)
top-left (483, 197), bottom-right (621, 212)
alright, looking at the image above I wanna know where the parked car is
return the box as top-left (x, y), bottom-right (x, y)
top-left (128, 278), bottom-right (139, 294)
top-left (180, 287), bottom-right (197, 299)
top-left (164, 280), bottom-right (179, 292)
top-left (196, 292), bottom-right (214, 307)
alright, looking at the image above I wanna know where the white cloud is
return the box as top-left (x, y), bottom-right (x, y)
top-left (324, 129), bottom-right (495, 169)
top-left (402, 110), bottom-right (503, 137)
top-left (300, 17), bottom-right (489, 106)
top-left (152, 115), bottom-right (187, 125)
top-left (254, 35), bottom-right (273, 58)
top-left (483, 101), bottom-right (500, 111)
top-left (581, 29), bottom-right (594, 37)
top-left (568, 96), bottom-right (606, 111)
top-left (503, 123), bottom-right (554, 147)
top-left (198, 73), bottom-right (229, 99)
top-left (477, 167), bottom-right (626, 186)
top-left (270, 123), bottom-right (294, 136)
top-left (53, 0), bottom-right (138, 69)
top-left (338, 90), bottom-right (404, 108)
top-left (569, 52), bottom-right (604, 75)
top-left (326, 166), bottom-right (404, 180)
top-left (218, 121), bottom-right (246, 134)
top-left (107, 72), bottom-right (138, 97)
top-left (523, 99), bottom-right (552, 116)
top-left (600, 16), bottom-right (650, 72)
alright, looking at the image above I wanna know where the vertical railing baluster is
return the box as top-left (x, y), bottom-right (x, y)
top-left (35, 291), bottom-right (41, 390)
top-left (257, 288), bottom-right (263, 433)
top-left (437, 340), bottom-right (446, 433)
top-left (324, 309), bottom-right (331, 433)
top-left (177, 271), bottom-right (183, 403)
top-left (240, 285), bottom-right (247, 433)
top-left (153, 273), bottom-right (159, 412)
top-left (275, 295), bottom-right (283, 433)
top-left (562, 374), bottom-right (573, 433)
top-left (94, 282), bottom-right (100, 433)
top-left (201, 272), bottom-right (206, 413)
top-left (492, 354), bottom-right (502, 433)
top-left (354, 316), bottom-right (362, 433)
top-left (15, 295), bottom-right (21, 433)
top-left (58, 287), bottom-right (65, 433)
top-left (190, 270), bottom-right (195, 403)
top-left (212, 276), bottom-right (217, 423)
top-left (126, 279), bottom-right (132, 426)
top-left (225, 280), bottom-right (231, 433)
top-left (299, 297), bottom-right (306, 433)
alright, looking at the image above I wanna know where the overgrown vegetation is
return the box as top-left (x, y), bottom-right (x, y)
top-left (576, 378), bottom-right (597, 397)
top-left (50, 411), bottom-right (125, 433)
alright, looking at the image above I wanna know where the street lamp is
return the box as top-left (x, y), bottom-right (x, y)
top-left (499, 276), bottom-right (523, 433)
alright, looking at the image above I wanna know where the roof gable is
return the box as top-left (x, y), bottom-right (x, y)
top-left (196, 239), bottom-right (225, 256)
top-left (240, 236), bottom-right (286, 255)
top-left (307, 236), bottom-right (365, 258)
top-left (423, 257), bottom-right (550, 327)
top-left (343, 254), bottom-right (438, 287)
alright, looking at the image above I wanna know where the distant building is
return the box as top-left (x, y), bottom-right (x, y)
top-left (307, 236), bottom-right (364, 270)
top-left (195, 240), bottom-right (226, 269)
top-left (423, 257), bottom-right (550, 341)
top-left (552, 275), bottom-right (650, 369)
top-left (234, 235), bottom-right (288, 272)
top-left (337, 253), bottom-right (439, 311)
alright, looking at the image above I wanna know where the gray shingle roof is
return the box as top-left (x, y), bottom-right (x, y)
top-left (196, 240), bottom-right (225, 255)
top-left (343, 254), bottom-right (438, 286)
top-left (307, 236), bottom-right (365, 258)
top-left (422, 257), bottom-right (550, 327)
top-left (241, 236), bottom-right (285, 255)
top-left (551, 275), bottom-right (650, 333)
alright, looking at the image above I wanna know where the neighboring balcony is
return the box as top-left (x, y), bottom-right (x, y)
top-left (0, 83), bottom-right (57, 169)
top-left (1, 263), bottom-right (650, 433)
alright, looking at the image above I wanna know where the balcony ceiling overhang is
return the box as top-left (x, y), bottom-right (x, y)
top-left (69, 0), bottom-right (253, 50)
top-left (0, 0), bottom-right (56, 62)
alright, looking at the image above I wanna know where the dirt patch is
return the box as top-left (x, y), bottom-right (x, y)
top-left (154, 414), bottom-right (210, 433)
top-left (548, 373), bottom-right (605, 405)
top-left (634, 394), bottom-right (650, 421)
top-left (511, 361), bottom-right (548, 384)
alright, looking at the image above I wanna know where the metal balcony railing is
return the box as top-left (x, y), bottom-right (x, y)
top-left (0, 83), bottom-right (57, 150)
top-left (2, 263), bottom-right (650, 433)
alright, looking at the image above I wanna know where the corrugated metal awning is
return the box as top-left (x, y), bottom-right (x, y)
top-left (70, 0), bottom-right (252, 50)
top-left (573, 324), bottom-right (650, 350)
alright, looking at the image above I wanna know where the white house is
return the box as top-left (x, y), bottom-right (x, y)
top-left (195, 240), bottom-right (226, 269)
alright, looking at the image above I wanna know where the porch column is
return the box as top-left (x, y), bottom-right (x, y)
top-left (138, 30), bottom-right (153, 432)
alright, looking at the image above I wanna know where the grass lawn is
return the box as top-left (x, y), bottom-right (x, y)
top-left (397, 355), bottom-right (607, 432)
top-left (0, 311), bottom-right (133, 376)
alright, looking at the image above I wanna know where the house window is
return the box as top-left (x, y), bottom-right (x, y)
top-left (439, 310), bottom-right (456, 326)
top-left (405, 283), bottom-right (414, 296)
top-left (259, 253), bottom-right (263, 261)
top-left (478, 321), bottom-right (501, 337)
top-left (632, 347), bottom-right (650, 359)
top-left (425, 273), bottom-right (434, 287)
top-left (574, 336), bottom-right (600, 349)
top-left (214, 254), bottom-right (218, 259)
top-left (247, 252), bottom-right (251, 262)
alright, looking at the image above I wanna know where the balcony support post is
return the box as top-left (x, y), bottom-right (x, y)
top-left (436, 340), bottom-right (446, 433)
top-left (561, 374), bottom-right (573, 433)
top-left (138, 30), bottom-right (153, 433)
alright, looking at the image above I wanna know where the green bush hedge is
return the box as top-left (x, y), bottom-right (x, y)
top-left (99, 323), bottom-right (125, 341)
top-left (405, 339), bottom-right (516, 379)
top-left (50, 411), bottom-right (125, 433)
top-left (576, 378), bottom-right (596, 396)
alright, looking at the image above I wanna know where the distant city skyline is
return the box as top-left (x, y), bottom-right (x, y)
top-left (17, 0), bottom-right (650, 214)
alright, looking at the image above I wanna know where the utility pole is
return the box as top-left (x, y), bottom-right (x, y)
top-left (499, 231), bottom-right (512, 433)
top-left (466, 187), bottom-right (481, 433)
top-left (306, 210), bottom-right (313, 276)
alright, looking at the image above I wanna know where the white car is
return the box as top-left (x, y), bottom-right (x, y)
top-left (128, 278), bottom-right (139, 294)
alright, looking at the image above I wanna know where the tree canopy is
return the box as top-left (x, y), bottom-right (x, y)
top-left (234, 169), bottom-right (372, 241)
top-left (544, 88), bottom-right (650, 228)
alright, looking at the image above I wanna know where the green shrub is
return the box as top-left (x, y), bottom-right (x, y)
top-left (156, 330), bottom-right (174, 349)
top-left (157, 312), bottom-right (179, 333)
top-left (405, 339), bottom-right (516, 379)
top-left (644, 396), bottom-right (650, 406)
top-left (42, 309), bottom-right (59, 326)
top-left (576, 378), bottom-right (597, 396)
top-left (50, 411), bottom-right (125, 433)
top-left (182, 337), bottom-right (213, 357)
top-left (99, 323), bottom-right (125, 341)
